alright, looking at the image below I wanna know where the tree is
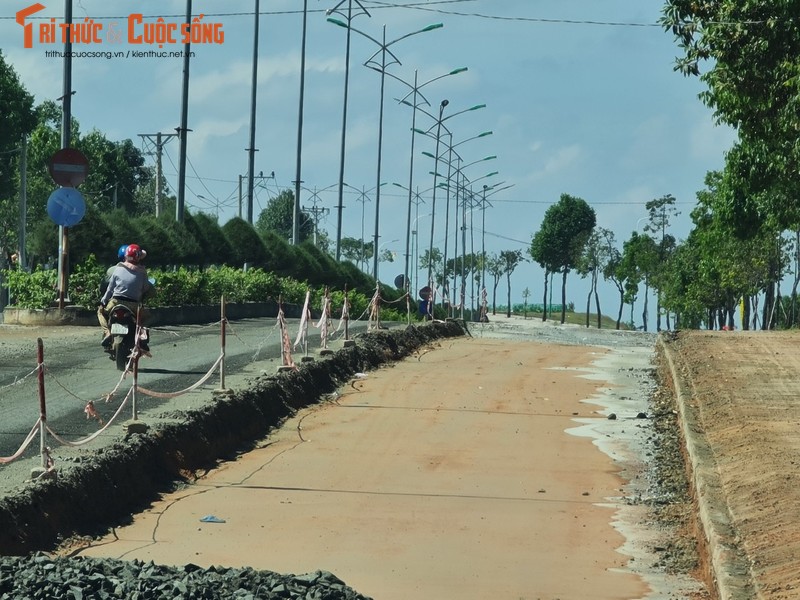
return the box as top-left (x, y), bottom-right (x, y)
top-left (184, 211), bottom-right (235, 267)
top-left (531, 194), bottom-right (596, 324)
top-left (601, 235), bottom-right (627, 329)
top-left (577, 227), bottom-right (615, 328)
top-left (418, 248), bottom-right (443, 288)
top-left (222, 217), bottom-right (268, 267)
top-left (643, 194), bottom-right (679, 330)
top-left (339, 236), bottom-right (373, 268)
top-left (661, 1), bottom-right (800, 231)
top-left (254, 190), bottom-right (313, 243)
top-left (500, 250), bottom-right (525, 318)
top-left (486, 254), bottom-right (504, 316)
top-left (618, 232), bottom-right (658, 331)
top-left (0, 51), bottom-right (37, 265)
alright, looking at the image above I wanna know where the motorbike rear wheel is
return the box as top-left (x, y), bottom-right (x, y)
top-left (113, 337), bottom-right (133, 372)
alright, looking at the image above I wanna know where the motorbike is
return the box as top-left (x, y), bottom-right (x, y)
top-left (106, 303), bottom-right (149, 371)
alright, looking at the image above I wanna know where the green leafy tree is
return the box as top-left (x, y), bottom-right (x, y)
top-left (500, 249), bottom-right (525, 318)
top-left (577, 227), bottom-right (616, 328)
top-left (222, 217), bottom-right (269, 267)
top-left (339, 236), bottom-right (373, 268)
top-left (618, 231), bottom-right (659, 331)
top-left (531, 193), bottom-right (596, 324)
top-left (486, 253), bottom-right (504, 316)
top-left (184, 211), bottom-right (235, 267)
top-left (661, 1), bottom-right (800, 231)
top-left (643, 194), bottom-right (679, 330)
top-left (254, 190), bottom-right (313, 242)
top-left (0, 50), bottom-right (37, 265)
top-left (78, 130), bottom-right (151, 214)
top-left (600, 233), bottom-right (627, 329)
top-left (419, 247), bottom-right (443, 288)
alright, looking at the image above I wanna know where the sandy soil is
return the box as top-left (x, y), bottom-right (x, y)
top-left (72, 323), bottom-right (707, 600)
top-left (660, 330), bottom-right (800, 600)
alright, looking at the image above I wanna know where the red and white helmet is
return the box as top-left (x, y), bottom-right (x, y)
top-left (124, 244), bottom-right (147, 263)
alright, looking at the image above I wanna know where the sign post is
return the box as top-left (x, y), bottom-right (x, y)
top-left (47, 149), bottom-right (89, 308)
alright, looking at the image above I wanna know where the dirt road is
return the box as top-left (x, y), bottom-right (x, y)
top-left (74, 323), bottom-right (708, 599)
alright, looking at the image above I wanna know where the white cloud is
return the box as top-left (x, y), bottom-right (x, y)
top-left (530, 144), bottom-right (582, 180)
top-left (689, 114), bottom-right (737, 161)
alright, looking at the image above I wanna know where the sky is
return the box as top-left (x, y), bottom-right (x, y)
top-left (1, 0), bottom-right (737, 326)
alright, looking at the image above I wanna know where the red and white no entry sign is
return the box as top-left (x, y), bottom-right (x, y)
top-left (47, 148), bottom-right (89, 187)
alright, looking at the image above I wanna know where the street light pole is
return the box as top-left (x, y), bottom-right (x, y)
top-left (422, 134), bottom-right (495, 315)
top-left (326, 0), bottom-right (371, 261)
top-left (327, 19), bottom-right (442, 280)
top-left (426, 99), bottom-right (449, 304)
top-left (293, 0), bottom-right (308, 244)
top-left (417, 101), bottom-right (488, 310)
top-left (387, 66), bottom-right (468, 295)
top-left (245, 0), bottom-right (260, 225)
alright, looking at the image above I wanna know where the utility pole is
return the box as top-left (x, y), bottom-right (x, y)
top-left (240, 171), bottom-right (275, 222)
top-left (176, 0), bottom-right (193, 223)
top-left (303, 204), bottom-right (329, 247)
top-left (18, 136), bottom-right (27, 270)
top-left (138, 132), bottom-right (178, 217)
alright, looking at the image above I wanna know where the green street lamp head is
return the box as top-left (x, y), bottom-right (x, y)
top-left (422, 23), bottom-right (444, 32)
top-left (327, 17), bottom-right (348, 28)
top-left (477, 131), bottom-right (492, 138)
top-left (449, 67), bottom-right (468, 75)
top-left (468, 104), bottom-right (486, 111)
top-left (483, 155), bottom-right (498, 161)
top-left (421, 151), bottom-right (436, 159)
top-left (485, 171), bottom-right (500, 178)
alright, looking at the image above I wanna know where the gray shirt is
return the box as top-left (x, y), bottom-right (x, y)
top-left (101, 263), bottom-right (151, 305)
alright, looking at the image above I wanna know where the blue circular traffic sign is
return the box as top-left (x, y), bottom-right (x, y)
top-left (47, 187), bottom-right (86, 227)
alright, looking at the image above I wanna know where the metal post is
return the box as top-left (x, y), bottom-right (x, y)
top-left (335, 0), bottom-right (353, 260)
top-left (426, 99), bottom-right (448, 309)
top-left (246, 0), bottom-right (260, 225)
top-left (18, 136), bottom-right (27, 270)
top-left (481, 185), bottom-right (487, 295)
top-left (293, 0), bottom-right (308, 244)
top-left (442, 132), bottom-right (453, 314)
top-left (372, 25), bottom-right (387, 281)
top-left (220, 295), bottom-right (226, 390)
top-left (155, 132), bottom-right (162, 217)
top-left (176, 0), bottom-right (192, 223)
top-left (37, 338), bottom-right (47, 470)
top-left (403, 71), bottom-right (419, 292)
top-left (57, 0), bottom-right (73, 308)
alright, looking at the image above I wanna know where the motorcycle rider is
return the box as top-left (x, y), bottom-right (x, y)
top-left (98, 244), bottom-right (153, 352)
top-left (97, 244), bottom-right (128, 325)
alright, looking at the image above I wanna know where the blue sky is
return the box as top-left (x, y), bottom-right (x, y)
top-left (2, 0), bottom-right (736, 324)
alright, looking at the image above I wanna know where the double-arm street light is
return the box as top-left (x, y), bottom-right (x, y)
top-left (417, 101), bottom-right (488, 306)
top-left (327, 19), bottom-right (443, 280)
top-left (325, 0), bottom-right (371, 262)
top-left (479, 181), bottom-right (514, 292)
top-left (422, 130), bottom-right (495, 311)
top-left (386, 67), bottom-right (468, 293)
top-left (343, 182), bottom-right (386, 271)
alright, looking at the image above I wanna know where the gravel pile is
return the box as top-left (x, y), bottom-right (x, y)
top-left (0, 554), bottom-right (371, 599)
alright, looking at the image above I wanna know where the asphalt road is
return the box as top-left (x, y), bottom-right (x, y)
top-left (0, 317), bottom-right (373, 462)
